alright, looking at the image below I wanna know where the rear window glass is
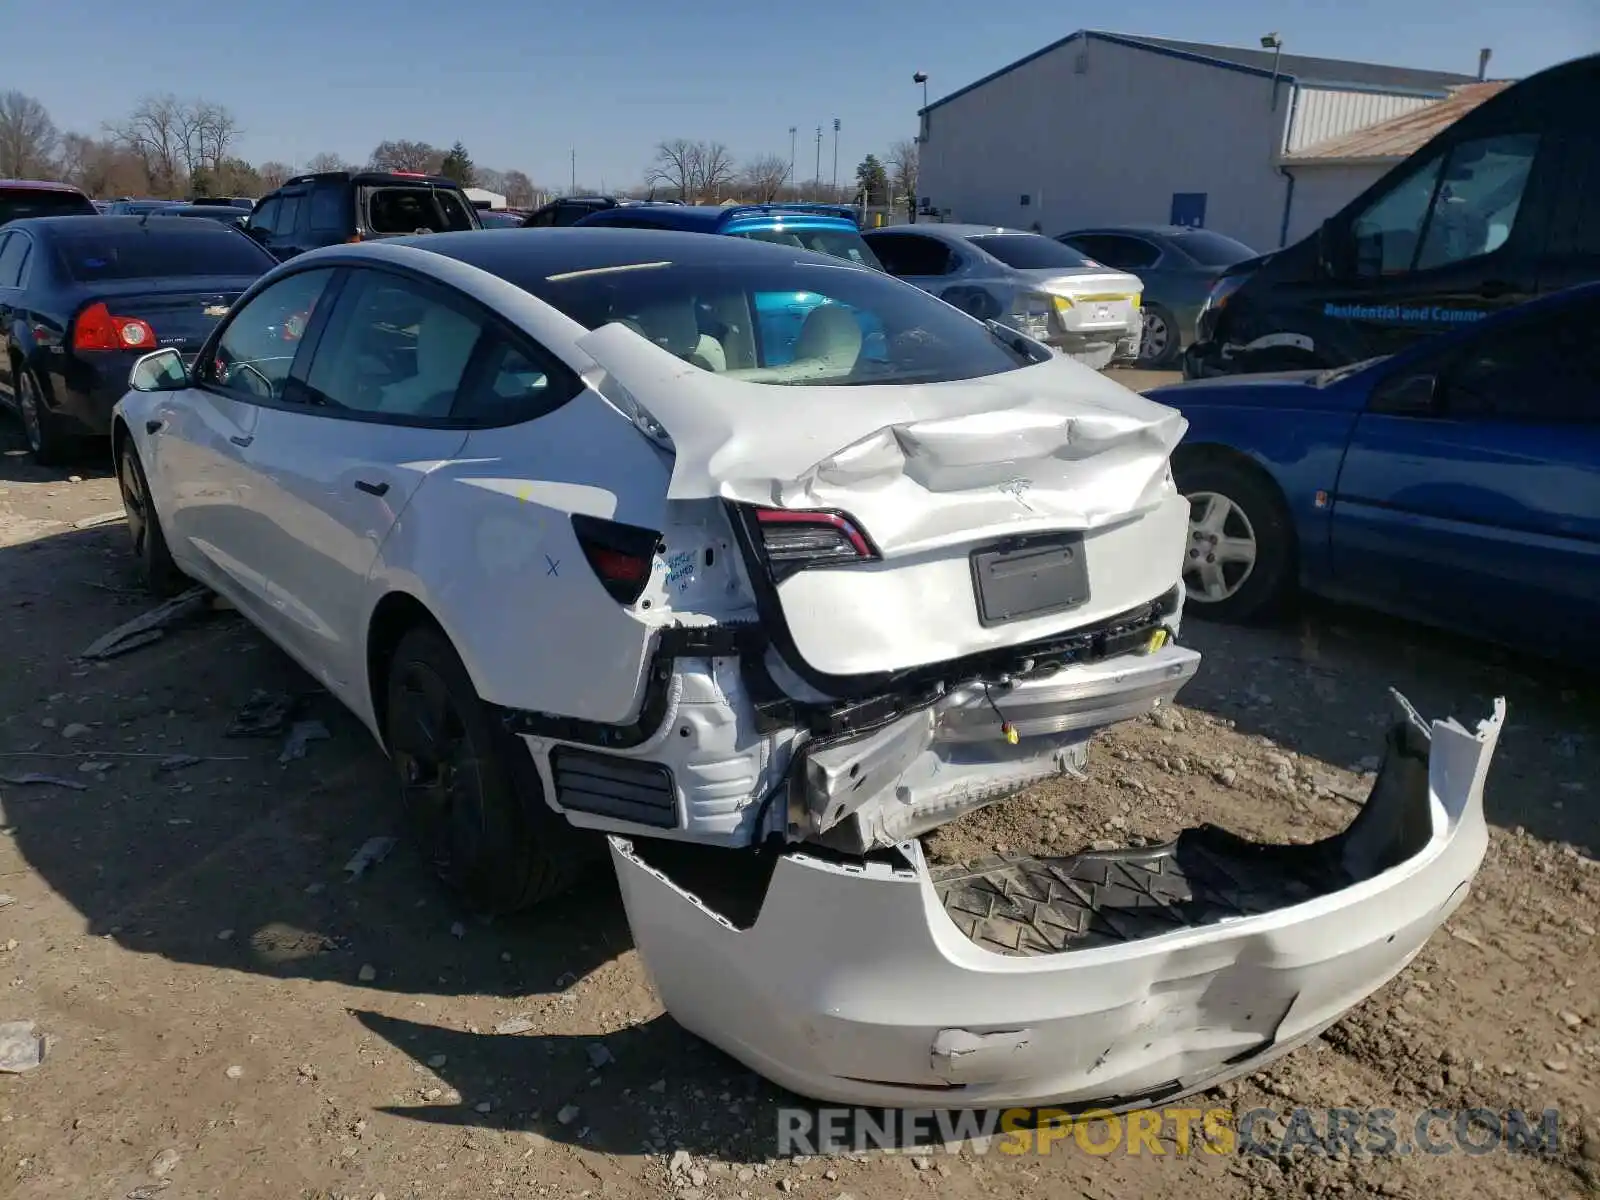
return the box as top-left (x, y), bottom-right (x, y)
top-left (507, 252), bottom-right (1035, 387)
top-left (1, 187), bottom-right (96, 226)
top-left (1174, 230), bottom-right (1256, 266)
top-left (366, 187), bottom-right (478, 235)
top-left (53, 227), bottom-right (275, 281)
top-left (730, 226), bottom-right (883, 271)
top-left (967, 234), bottom-right (1097, 270)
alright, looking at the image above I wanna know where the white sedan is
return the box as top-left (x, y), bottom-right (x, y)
top-left (112, 229), bottom-right (1504, 1110)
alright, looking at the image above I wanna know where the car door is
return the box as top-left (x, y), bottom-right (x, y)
top-left (1296, 128), bottom-right (1556, 363)
top-left (229, 266), bottom-right (498, 697)
top-left (270, 189), bottom-right (310, 258)
top-left (0, 232), bottom-right (21, 402)
top-left (148, 267), bottom-right (340, 611)
top-left (1329, 296), bottom-right (1600, 652)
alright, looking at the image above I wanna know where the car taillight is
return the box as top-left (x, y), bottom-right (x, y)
top-left (571, 513), bottom-right (658, 605)
top-left (73, 302), bottom-right (156, 352)
top-left (753, 507), bottom-right (878, 579)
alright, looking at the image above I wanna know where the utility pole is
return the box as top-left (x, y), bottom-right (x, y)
top-left (788, 126), bottom-right (797, 198)
top-left (814, 126), bottom-right (822, 202)
top-left (570, 148), bottom-right (576, 195)
top-left (831, 118), bottom-right (840, 200)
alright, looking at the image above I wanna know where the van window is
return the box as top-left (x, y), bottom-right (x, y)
top-left (1350, 133), bottom-right (1539, 277)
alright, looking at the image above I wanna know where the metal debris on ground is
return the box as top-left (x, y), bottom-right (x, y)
top-left (0, 1019), bottom-right (47, 1073)
top-left (344, 836), bottom-right (397, 880)
top-left (226, 690), bottom-right (301, 738)
top-left (155, 754), bottom-right (202, 775)
top-left (0, 773), bottom-right (89, 791)
top-left (79, 586), bottom-right (212, 661)
top-left (0, 895), bottom-right (13, 910)
top-left (72, 511), bottom-right (126, 530)
top-left (125, 1185), bottom-right (171, 1199)
top-left (149, 1147), bottom-right (182, 1177)
top-left (278, 719), bottom-right (330, 765)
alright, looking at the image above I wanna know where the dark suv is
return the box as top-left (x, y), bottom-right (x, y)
top-left (245, 170), bottom-right (481, 259)
top-left (520, 195), bottom-right (644, 227)
top-left (2, 180), bottom-right (97, 227)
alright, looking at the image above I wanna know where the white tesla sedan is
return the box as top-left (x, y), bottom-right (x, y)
top-left (113, 229), bottom-right (1503, 1110)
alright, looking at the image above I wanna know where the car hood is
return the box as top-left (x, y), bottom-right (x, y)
top-left (1145, 370), bottom-right (1361, 412)
top-left (574, 321), bottom-right (1187, 557)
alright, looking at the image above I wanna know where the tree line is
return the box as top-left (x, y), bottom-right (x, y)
top-left (640, 138), bottom-right (918, 210)
top-left (0, 90), bottom-right (542, 205)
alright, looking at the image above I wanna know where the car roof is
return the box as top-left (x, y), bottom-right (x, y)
top-left (581, 203), bottom-right (860, 233)
top-left (1060, 224), bottom-right (1199, 238)
top-left (4, 214), bottom-right (242, 235)
top-left (329, 226), bottom-right (862, 278)
top-left (867, 223), bottom-right (1030, 240)
top-left (278, 170), bottom-right (464, 190)
top-left (0, 179), bottom-right (88, 193)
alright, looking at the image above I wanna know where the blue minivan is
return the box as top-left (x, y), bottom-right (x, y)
top-left (572, 204), bottom-right (887, 363)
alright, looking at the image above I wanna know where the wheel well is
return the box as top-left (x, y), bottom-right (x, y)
top-left (366, 592), bottom-right (446, 746)
top-left (1171, 443), bottom-right (1300, 554)
top-left (110, 415), bottom-right (129, 466)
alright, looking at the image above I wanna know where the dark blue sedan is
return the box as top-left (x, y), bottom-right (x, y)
top-left (1148, 281), bottom-right (1600, 660)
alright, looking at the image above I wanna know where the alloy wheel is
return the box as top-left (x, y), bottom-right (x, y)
top-left (390, 661), bottom-right (487, 881)
top-left (118, 451), bottom-right (149, 560)
top-left (17, 372), bottom-right (43, 454)
top-left (1183, 491), bottom-right (1258, 602)
top-left (1139, 309), bottom-right (1170, 364)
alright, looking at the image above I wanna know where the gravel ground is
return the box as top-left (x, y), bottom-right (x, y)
top-left (0, 419), bottom-right (1596, 1200)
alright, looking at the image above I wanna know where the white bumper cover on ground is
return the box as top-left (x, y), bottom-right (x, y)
top-left (611, 691), bottom-right (1505, 1109)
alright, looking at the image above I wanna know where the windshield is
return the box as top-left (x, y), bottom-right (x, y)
top-left (365, 186), bottom-right (479, 235)
top-left (967, 234), bottom-right (1097, 270)
top-left (1, 187), bottom-right (96, 226)
top-left (54, 226), bottom-right (276, 281)
top-left (478, 211), bottom-right (524, 228)
top-left (730, 226), bottom-right (884, 271)
top-left (1175, 230), bottom-right (1256, 266)
top-left (518, 254), bottom-right (1032, 387)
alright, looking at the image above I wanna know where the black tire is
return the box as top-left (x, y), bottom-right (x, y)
top-left (1173, 457), bottom-right (1296, 623)
top-left (1137, 304), bottom-right (1182, 368)
top-left (16, 365), bottom-right (70, 466)
top-left (384, 625), bottom-right (596, 913)
top-left (116, 437), bottom-right (186, 596)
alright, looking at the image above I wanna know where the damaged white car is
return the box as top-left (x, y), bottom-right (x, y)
top-left (112, 229), bottom-right (1504, 1109)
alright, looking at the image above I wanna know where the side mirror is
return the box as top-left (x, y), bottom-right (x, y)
top-left (128, 348), bottom-right (188, 393)
top-left (1371, 370), bottom-right (1438, 416)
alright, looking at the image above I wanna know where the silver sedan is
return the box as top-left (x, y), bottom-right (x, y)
top-left (862, 223), bottom-right (1144, 369)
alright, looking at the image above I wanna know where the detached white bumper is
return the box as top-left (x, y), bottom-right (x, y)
top-left (610, 691), bottom-right (1504, 1109)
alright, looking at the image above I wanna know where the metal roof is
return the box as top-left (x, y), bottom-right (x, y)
top-left (921, 30), bottom-right (1482, 115)
top-left (1283, 81), bottom-right (1513, 163)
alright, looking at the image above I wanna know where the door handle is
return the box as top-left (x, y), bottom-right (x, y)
top-left (230, 434), bottom-right (253, 447)
top-left (354, 479), bottom-right (389, 497)
top-left (145, 419), bottom-right (164, 435)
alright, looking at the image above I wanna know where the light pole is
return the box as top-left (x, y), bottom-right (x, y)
top-left (831, 118), bottom-right (840, 201)
top-left (570, 148), bottom-right (576, 195)
top-left (1260, 33), bottom-right (1284, 110)
top-left (814, 126), bottom-right (822, 202)
top-left (788, 126), bottom-right (796, 198)
top-left (911, 71), bottom-right (929, 222)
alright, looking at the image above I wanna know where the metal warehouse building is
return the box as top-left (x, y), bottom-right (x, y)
top-left (917, 30), bottom-right (1494, 254)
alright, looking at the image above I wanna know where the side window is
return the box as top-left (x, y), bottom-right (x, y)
top-left (1443, 302), bottom-right (1598, 422)
top-left (866, 234), bottom-right (951, 277)
top-left (0, 234), bottom-right (24, 288)
top-left (1351, 153), bottom-right (1446, 277)
top-left (1415, 134), bottom-right (1539, 271)
top-left (277, 193), bottom-right (305, 237)
top-left (1102, 235), bottom-right (1161, 270)
top-left (453, 335), bottom-right (580, 425)
top-left (524, 205), bottom-right (557, 227)
top-left (197, 269), bottom-right (337, 401)
top-left (248, 197), bottom-right (281, 235)
top-left (554, 203), bottom-right (593, 225)
top-left (433, 190), bottom-right (477, 231)
top-left (307, 184), bottom-right (347, 234)
top-left (303, 269), bottom-right (487, 419)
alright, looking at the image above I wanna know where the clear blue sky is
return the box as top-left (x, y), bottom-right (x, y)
top-left (15, 1), bottom-right (1596, 191)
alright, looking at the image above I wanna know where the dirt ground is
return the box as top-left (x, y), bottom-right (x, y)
top-left (1, 411), bottom-right (1597, 1200)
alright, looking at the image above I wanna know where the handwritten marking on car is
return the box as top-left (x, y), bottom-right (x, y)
top-left (545, 555), bottom-right (560, 577)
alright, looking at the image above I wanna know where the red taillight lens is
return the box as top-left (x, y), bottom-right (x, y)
top-left (73, 302), bottom-right (157, 352)
top-left (571, 514), bottom-right (658, 606)
top-left (753, 507), bottom-right (878, 578)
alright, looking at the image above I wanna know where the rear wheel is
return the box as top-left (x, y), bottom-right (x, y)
top-left (1174, 458), bottom-right (1296, 622)
top-left (116, 437), bottom-right (185, 596)
top-left (16, 367), bottom-right (70, 466)
top-left (1137, 304), bottom-right (1181, 368)
top-left (384, 625), bottom-right (595, 913)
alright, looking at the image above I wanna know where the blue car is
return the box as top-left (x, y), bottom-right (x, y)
top-left (573, 204), bottom-right (887, 364)
top-left (1148, 281), bottom-right (1600, 661)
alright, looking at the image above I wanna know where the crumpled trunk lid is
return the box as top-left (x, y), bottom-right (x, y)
top-left (576, 324), bottom-right (1189, 677)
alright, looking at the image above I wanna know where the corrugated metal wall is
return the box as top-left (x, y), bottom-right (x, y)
top-left (1285, 87), bottom-right (1437, 153)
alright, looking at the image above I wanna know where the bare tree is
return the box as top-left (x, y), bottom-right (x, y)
top-left (368, 139), bottom-right (441, 174)
top-left (258, 161), bottom-right (293, 191)
top-left (473, 167), bottom-right (507, 195)
top-left (501, 170), bottom-right (535, 208)
top-left (740, 154), bottom-right (790, 203)
top-left (303, 151), bottom-right (350, 174)
top-left (0, 91), bottom-right (60, 179)
top-left (106, 95), bottom-right (187, 196)
top-left (694, 141), bottom-right (736, 202)
top-left (58, 133), bottom-right (146, 197)
top-left (887, 138), bottom-right (919, 210)
top-left (645, 138), bottom-right (697, 201)
top-left (191, 101), bottom-right (240, 171)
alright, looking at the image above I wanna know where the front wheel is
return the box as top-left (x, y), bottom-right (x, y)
top-left (1174, 459), bottom-right (1296, 622)
top-left (385, 625), bottom-right (595, 913)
